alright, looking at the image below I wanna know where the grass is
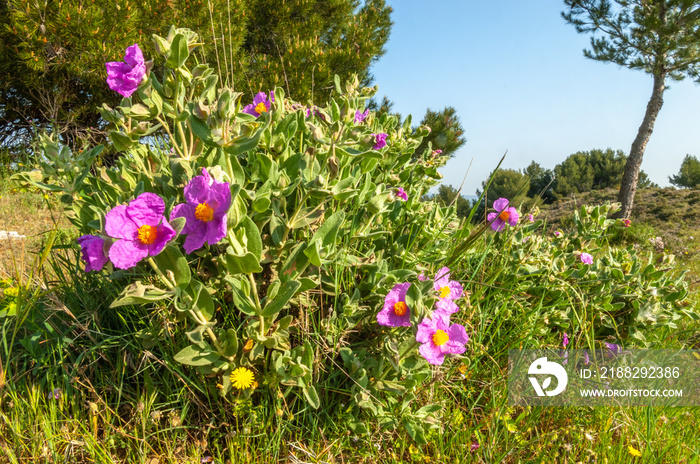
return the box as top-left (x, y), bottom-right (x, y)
top-left (1, 185), bottom-right (700, 463)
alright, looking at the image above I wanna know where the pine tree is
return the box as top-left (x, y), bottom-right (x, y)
top-left (669, 154), bottom-right (700, 188)
top-left (0, 0), bottom-right (391, 152)
top-left (563, 0), bottom-right (700, 219)
top-left (413, 106), bottom-right (466, 159)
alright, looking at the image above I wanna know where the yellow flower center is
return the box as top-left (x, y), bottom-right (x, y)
top-left (230, 367), bottom-right (255, 390)
top-left (195, 202), bottom-right (214, 222)
top-left (439, 286), bottom-right (451, 299)
top-left (499, 210), bottom-right (510, 221)
top-left (432, 330), bottom-right (449, 346)
top-left (137, 224), bottom-right (158, 245)
top-left (255, 101), bottom-right (268, 114)
top-left (393, 301), bottom-right (408, 316)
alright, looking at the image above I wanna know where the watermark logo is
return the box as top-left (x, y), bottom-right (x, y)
top-left (510, 350), bottom-right (700, 406)
top-left (528, 356), bottom-right (568, 397)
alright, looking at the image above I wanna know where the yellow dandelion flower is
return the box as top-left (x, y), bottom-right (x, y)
top-left (628, 445), bottom-right (641, 457)
top-left (230, 367), bottom-right (255, 390)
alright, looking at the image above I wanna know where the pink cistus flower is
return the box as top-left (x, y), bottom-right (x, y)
top-left (372, 133), bottom-right (388, 150)
top-left (486, 198), bottom-right (519, 232)
top-left (104, 193), bottom-right (176, 269)
top-left (105, 44), bottom-right (146, 98)
top-left (76, 235), bottom-right (109, 272)
top-left (433, 267), bottom-right (463, 301)
top-left (354, 108), bottom-right (369, 123)
top-left (580, 252), bottom-right (593, 265)
top-left (377, 282), bottom-right (411, 327)
top-left (396, 187), bottom-right (408, 201)
top-left (243, 91), bottom-right (274, 117)
top-left (433, 300), bottom-right (459, 325)
top-left (171, 168), bottom-right (231, 254)
top-left (416, 316), bottom-right (468, 365)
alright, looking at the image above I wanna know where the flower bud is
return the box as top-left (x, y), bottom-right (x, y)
top-left (217, 90), bottom-right (234, 119)
top-left (152, 34), bottom-right (171, 56)
top-left (192, 101), bottom-right (210, 120)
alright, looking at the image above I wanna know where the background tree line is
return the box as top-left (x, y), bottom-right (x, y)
top-left (428, 148), bottom-right (667, 221)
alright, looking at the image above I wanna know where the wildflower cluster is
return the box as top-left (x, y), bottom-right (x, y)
top-left (379, 267), bottom-right (469, 366)
top-left (77, 169), bottom-right (229, 270)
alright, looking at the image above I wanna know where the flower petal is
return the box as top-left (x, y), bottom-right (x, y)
top-left (490, 218), bottom-right (506, 232)
top-left (448, 280), bottom-right (464, 299)
top-left (493, 198), bottom-right (510, 212)
top-left (109, 239), bottom-right (148, 269)
top-left (433, 267), bottom-right (451, 288)
top-left (447, 323), bottom-right (469, 345)
top-left (419, 343), bottom-right (445, 365)
top-left (506, 207), bottom-right (519, 226)
top-left (123, 44), bottom-right (144, 68)
top-left (171, 203), bottom-right (198, 234)
top-left (205, 216), bottom-right (227, 246)
top-left (105, 205), bottom-right (138, 240)
top-left (147, 219), bottom-right (176, 256)
top-left (209, 181), bottom-right (232, 214)
top-left (183, 226), bottom-right (208, 254)
top-left (435, 299), bottom-right (459, 314)
top-left (127, 193), bottom-right (165, 227)
top-left (77, 235), bottom-right (109, 272)
top-left (416, 317), bottom-right (437, 344)
top-left (242, 103), bottom-right (259, 117)
top-left (184, 175), bottom-right (211, 205)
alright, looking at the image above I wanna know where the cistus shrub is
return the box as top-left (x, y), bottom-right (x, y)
top-left (12, 26), bottom-right (697, 444)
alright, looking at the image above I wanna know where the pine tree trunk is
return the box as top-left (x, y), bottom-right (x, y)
top-left (615, 71), bottom-right (666, 219)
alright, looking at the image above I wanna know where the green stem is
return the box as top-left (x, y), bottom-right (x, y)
top-left (173, 74), bottom-right (190, 159)
top-left (147, 258), bottom-right (230, 361)
top-left (282, 190), bottom-right (312, 243)
top-left (148, 257), bottom-right (176, 290)
top-left (156, 116), bottom-right (185, 158)
top-left (247, 274), bottom-right (265, 337)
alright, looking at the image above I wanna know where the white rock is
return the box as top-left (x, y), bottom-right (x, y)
top-left (0, 231), bottom-right (26, 239)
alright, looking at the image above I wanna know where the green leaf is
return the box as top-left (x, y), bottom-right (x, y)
top-left (226, 252), bottom-right (263, 274)
top-left (188, 111), bottom-right (218, 146)
top-left (310, 210), bottom-right (345, 248)
top-left (110, 281), bottom-right (174, 308)
top-left (225, 276), bottom-right (258, 316)
top-left (110, 131), bottom-right (134, 152)
top-left (238, 216), bottom-right (262, 260)
top-left (402, 418), bottom-right (427, 445)
top-left (186, 280), bottom-right (216, 322)
top-left (302, 385), bottom-right (320, 409)
top-left (261, 280), bottom-right (301, 317)
top-left (290, 206), bottom-right (325, 229)
top-left (170, 216), bottom-right (186, 236)
top-left (270, 214), bottom-right (285, 246)
top-left (280, 242), bottom-right (310, 282)
top-left (153, 245), bottom-right (191, 289)
top-left (223, 328), bottom-right (239, 357)
top-left (166, 33), bottom-right (189, 68)
top-left (173, 345), bottom-right (219, 366)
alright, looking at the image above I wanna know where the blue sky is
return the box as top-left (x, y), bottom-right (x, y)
top-left (371, 0), bottom-right (700, 196)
